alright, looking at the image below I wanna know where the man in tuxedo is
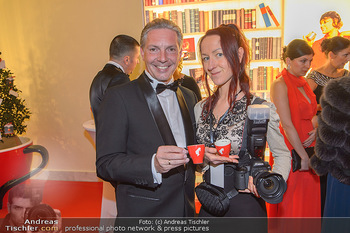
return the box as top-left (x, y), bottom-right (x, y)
top-left (89, 34), bottom-right (140, 120)
top-left (96, 18), bottom-right (198, 217)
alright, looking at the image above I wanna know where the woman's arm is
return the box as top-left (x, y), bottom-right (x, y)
top-left (271, 78), bottom-right (310, 171)
top-left (306, 76), bottom-right (318, 91)
top-left (263, 101), bottom-right (291, 181)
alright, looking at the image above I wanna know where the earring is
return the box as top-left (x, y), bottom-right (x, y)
top-left (287, 64), bottom-right (290, 70)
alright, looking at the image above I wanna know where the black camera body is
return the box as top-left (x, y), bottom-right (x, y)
top-left (233, 157), bottom-right (271, 190)
top-left (232, 105), bottom-right (287, 204)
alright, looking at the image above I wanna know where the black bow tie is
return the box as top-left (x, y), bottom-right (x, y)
top-left (156, 81), bottom-right (179, 94)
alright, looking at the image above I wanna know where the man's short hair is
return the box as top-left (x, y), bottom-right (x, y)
top-left (140, 18), bottom-right (183, 49)
top-left (8, 183), bottom-right (42, 206)
top-left (109, 35), bottom-right (140, 60)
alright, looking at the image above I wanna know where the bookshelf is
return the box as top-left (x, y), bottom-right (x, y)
top-left (142, 0), bottom-right (285, 100)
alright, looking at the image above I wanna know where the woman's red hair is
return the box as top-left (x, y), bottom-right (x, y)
top-left (199, 24), bottom-right (251, 117)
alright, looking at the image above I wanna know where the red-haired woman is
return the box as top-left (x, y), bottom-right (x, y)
top-left (194, 24), bottom-right (290, 218)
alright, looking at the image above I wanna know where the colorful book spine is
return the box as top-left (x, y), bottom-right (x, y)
top-left (259, 3), bottom-right (272, 27)
top-left (177, 11), bottom-right (183, 32)
top-left (182, 11), bottom-right (186, 33)
top-left (251, 9), bottom-right (256, 29)
top-left (204, 11), bottom-right (209, 31)
top-left (194, 8), bottom-right (200, 32)
top-left (199, 11), bottom-right (204, 32)
top-left (266, 5), bottom-right (280, 27)
top-left (185, 9), bottom-right (191, 34)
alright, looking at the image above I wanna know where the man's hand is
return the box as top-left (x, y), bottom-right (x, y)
top-left (154, 146), bottom-right (189, 173)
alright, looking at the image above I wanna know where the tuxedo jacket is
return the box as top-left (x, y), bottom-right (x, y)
top-left (96, 72), bottom-right (197, 217)
top-left (89, 63), bottom-right (130, 120)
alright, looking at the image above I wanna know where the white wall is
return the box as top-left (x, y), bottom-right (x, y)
top-left (0, 0), bottom-right (144, 177)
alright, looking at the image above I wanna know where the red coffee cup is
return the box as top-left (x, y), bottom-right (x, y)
top-left (215, 139), bottom-right (231, 157)
top-left (187, 144), bottom-right (205, 164)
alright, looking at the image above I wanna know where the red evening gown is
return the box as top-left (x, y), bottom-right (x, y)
top-left (268, 69), bottom-right (320, 218)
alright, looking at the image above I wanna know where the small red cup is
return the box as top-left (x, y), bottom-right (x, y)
top-left (187, 144), bottom-right (205, 164)
top-left (215, 139), bottom-right (231, 157)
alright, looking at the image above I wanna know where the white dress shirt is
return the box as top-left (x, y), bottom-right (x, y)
top-left (145, 71), bottom-right (186, 184)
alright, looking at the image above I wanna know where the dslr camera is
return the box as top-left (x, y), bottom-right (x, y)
top-left (232, 104), bottom-right (287, 204)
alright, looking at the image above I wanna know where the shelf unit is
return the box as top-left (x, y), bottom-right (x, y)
top-left (142, 0), bottom-right (285, 100)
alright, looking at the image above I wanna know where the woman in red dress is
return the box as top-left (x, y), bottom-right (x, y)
top-left (270, 39), bottom-right (320, 218)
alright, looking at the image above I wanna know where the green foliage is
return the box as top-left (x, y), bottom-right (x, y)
top-left (0, 67), bottom-right (31, 137)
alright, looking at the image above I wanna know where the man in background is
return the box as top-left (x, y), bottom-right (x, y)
top-left (89, 34), bottom-right (140, 121)
top-left (89, 34), bottom-right (139, 231)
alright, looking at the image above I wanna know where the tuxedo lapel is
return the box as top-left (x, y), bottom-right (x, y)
top-left (176, 88), bottom-right (195, 146)
top-left (137, 73), bottom-right (177, 145)
top-left (175, 87), bottom-right (196, 181)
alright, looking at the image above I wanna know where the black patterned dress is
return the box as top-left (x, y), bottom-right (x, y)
top-left (306, 70), bottom-right (350, 104)
top-left (195, 95), bottom-right (267, 217)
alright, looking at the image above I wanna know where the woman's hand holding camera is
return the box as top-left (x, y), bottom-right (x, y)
top-left (239, 176), bottom-right (260, 197)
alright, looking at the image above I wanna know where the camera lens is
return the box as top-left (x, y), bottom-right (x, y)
top-left (263, 178), bottom-right (274, 190)
top-left (255, 172), bottom-right (287, 204)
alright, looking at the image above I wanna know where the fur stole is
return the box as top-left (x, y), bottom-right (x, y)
top-left (310, 76), bottom-right (350, 185)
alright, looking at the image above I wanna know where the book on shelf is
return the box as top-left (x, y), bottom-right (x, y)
top-left (182, 11), bottom-right (186, 33)
top-left (258, 3), bottom-right (272, 28)
top-left (145, 8), bottom-right (209, 34)
top-left (211, 8), bottom-right (256, 29)
top-left (199, 11), bottom-right (204, 32)
top-left (177, 10), bottom-right (183, 32)
top-left (250, 66), bottom-right (280, 91)
top-left (204, 11), bottom-right (209, 31)
top-left (240, 8), bottom-right (245, 29)
top-left (170, 10), bottom-right (177, 24)
top-left (185, 9), bottom-right (191, 33)
top-left (190, 9), bottom-right (195, 33)
top-left (182, 38), bottom-right (196, 61)
top-left (266, 5), bottom-right (280, 27)
top-left (266, 66), bottom-right (273, 90)
top-left (144, 0), bottom-right (208, 6)
top-left (146, 7), bottom-right (257, 33)
top-left (251, 8), bottom-right (256, 29)
top-left (250, 37), bottom-right (281, 60)
top-left (254, 38), bottom-right (260, 60)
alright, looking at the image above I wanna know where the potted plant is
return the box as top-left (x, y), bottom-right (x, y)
top-left (0, 52), bottom-right (31, 148)
top-left (0, 52), bottom-right (48, 210)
